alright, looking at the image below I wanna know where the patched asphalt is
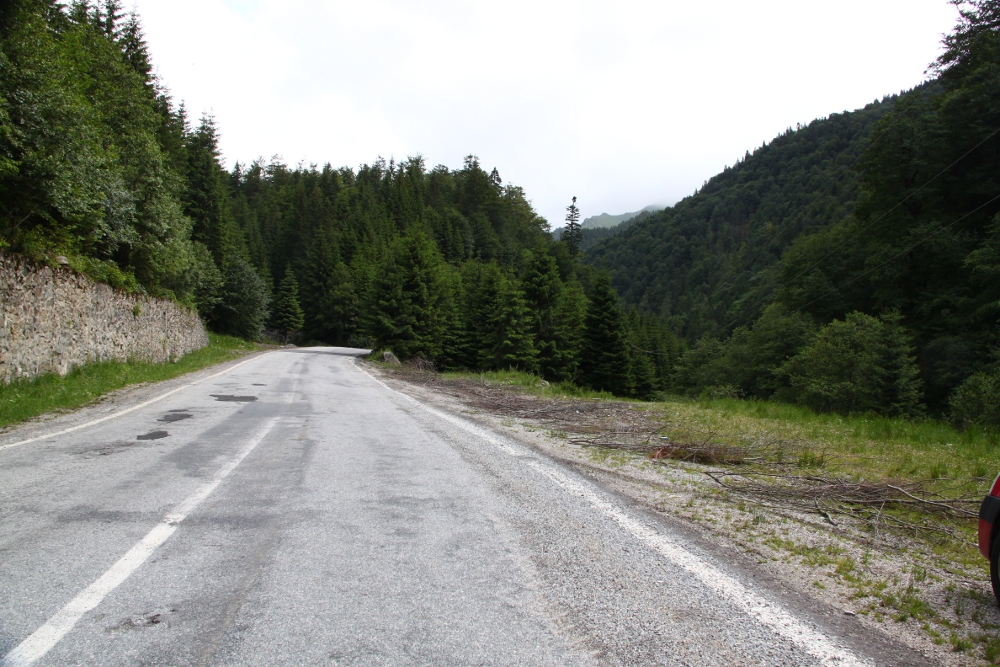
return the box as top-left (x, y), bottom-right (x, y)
top-left (0, 348), bottom-right (933, 666)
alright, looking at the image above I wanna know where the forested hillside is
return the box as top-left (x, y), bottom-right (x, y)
top-left (586, 0), bottom-right (1000, 422)
top-left (585, 96), bottom-right (900, 336)
top-left (0, 0), bottom-right (678, 400)
top-left (5, 0), bottom-right (998, 426)
top-left (578, 209), bottom-right (657, 252)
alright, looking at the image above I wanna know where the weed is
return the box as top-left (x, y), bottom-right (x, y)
top-left (950, 632), bottom-right (974, 653)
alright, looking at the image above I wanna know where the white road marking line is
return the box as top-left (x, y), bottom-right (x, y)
top-left (0, 353), bottom-right (268, 453)
top-left (0, 416), bottom-right (280, 667)
top-left (357, 362), bottom-right (873, 667)
top-left (527, 462), bottom-right (872, 667)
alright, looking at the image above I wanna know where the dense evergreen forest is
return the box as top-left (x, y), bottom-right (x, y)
top-left (584, 0), bottom-right (1000, 426)
top-left (3, 0), bottom-right (998, 427)
top-left (0, 0), bottom-right (677, 399)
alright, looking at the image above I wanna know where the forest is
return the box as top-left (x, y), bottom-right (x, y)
top-left (0, 0), bottom-right (677, 400)
top-left (584, 0), bottom-right (1000, 427)
top-left (2, 0), bottom-right (999, 428)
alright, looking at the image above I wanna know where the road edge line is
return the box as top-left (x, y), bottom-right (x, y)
top-left (355, 361), bottom-right (873, 667)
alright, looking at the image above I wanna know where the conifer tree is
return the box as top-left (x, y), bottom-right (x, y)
top-left (439, 266), bottom-right (473, 370)
top-left (562, 196), bottom-right (582, 255)
top-left (368, 231), bottom-right (449, 360)
top-left (272, 266), bottom-right (305, 343)
top-left (579, 273), bottom-right (632, 395)
top-left (484, 275), bottom-right (537, 372)
top-left (628, 346), bottom-right (658, 400)
top-left (183, 115), bottom-right (244, 266)
top-left (522, 249), bottom-right (564, 378)
top-left (213, 256), bottom-right (270, 341)
top-left (551, 280), bottom-right (588, 382)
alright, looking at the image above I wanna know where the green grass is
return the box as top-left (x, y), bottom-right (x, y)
top-left (439, 368), bottom-right (618, 400)
top-left (432, 369), bottom-right (1000, 484)
top-left (656, 394), bottom-right (1000, 483)
top-left (0, 334), bottom-right (256, 429)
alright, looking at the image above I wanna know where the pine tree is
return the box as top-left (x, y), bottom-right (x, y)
top-left (562, 196), bottom-right (582, 255)
top-left (551, 280), bottom-right (588, 382)
top-left (272, 266), bottom-right (305, 343)
top-left (579, 273), bottom-right (632, 395)
top-left (485, 275), bottom-right (537, 372)
top-left (367, 231), bottom-right (449, 360)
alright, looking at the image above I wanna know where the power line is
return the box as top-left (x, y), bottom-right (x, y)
top-left (716, 124), bottom-right (1000, 333)
top-left (710, 90), bottom-right (931, 300)
top-left (630, 342), bottom-right (672, 357)
top-left (792, 192), bottom-right (1000, 315)
top-left (775, 125), bottom-right (1000, 297)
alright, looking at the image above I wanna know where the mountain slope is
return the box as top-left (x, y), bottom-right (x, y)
top-left (584, 95), bottom-right (903, 338)
top-left (582, 205), bottom-right (660, 229)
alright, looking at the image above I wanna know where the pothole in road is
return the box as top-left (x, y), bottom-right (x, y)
top-left (108, 610), bottom-right (175, 631)
top-left (137, 430), bottom-right (169, 440)
top-left (210, 394), bottom-right (258, 402)
top-left (158, 412), bottom-right (192, 423)
top-left (252, 383), bottom-right (266, 386)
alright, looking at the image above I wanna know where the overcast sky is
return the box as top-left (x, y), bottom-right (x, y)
top-left (132, 0), bottom-right (959, 228)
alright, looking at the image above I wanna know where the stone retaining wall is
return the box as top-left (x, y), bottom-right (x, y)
top-left (0, 253), bottom-right (208, 384)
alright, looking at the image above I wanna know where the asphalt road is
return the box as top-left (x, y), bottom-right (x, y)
top-left (0, 348), bottom-right (932, 666)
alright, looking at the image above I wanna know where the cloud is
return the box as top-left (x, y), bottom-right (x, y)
top-left (134, 0), bottom-right (957, 226)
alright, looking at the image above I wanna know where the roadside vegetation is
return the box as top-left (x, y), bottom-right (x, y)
top-left (0, 334), bottom-right (255, 429)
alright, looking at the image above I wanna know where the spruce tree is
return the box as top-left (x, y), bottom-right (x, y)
top-left (485, 275), bottom-right (538, 372)
top-left (367, 232), bottom-right (449, 361)
top-left (272, 266), bottom-right (305, 343)
top-left (628, 346), bottom-right (658, 400)
top-left (439, 266), bottom-right (473, 370)
top-left (552, 280), bottom-right (588, 382)
top-left (562, 196), bottom-right (582, 255)
top-left (579, 273), bottom-right (632, 395)
top-left (522, 250), bottom-right (564, 379)
top-left (213, 256), bottom-right (270, 341)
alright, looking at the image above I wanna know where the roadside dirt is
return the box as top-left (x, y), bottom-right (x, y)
top-left (371, 364), bottom-right (1000, 667)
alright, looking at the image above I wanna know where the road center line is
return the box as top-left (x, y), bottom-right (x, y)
top-left (0, 353), bottom-right (269, 453)
top-left (0, 416), bottom-right (280, 667)
top-left (357, 363), bottom-right (872, 667)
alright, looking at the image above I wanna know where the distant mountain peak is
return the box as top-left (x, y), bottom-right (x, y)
top-left (582, 205), bottom-right (661, 229)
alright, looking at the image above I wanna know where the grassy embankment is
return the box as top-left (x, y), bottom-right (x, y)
top-left (445, 368), bottom-right (1000, 484)
top-left (0, 333), bottom-right (256, 430)
top-left (441, 368), bottom-right (999, 569)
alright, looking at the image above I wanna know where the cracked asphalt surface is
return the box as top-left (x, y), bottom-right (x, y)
top-left (0, 348), bottom-right (934, 666)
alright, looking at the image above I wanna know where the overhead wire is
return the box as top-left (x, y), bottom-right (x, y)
top-left (715, 124), bottom-right (1000, 333)
top-left (791, 192), bottom-right (1000, 315)
top-left (708, 89), bottom-right (931, 300)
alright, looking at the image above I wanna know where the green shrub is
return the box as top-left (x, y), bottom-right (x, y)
top-left (949, 371), bottom-right (1000, 430)
top-left (776, 311), bottom-right (923, 417)
top-left (209, 256), bottom-right (271, 341)
top-left (68, 255), bottom-right (140, 292)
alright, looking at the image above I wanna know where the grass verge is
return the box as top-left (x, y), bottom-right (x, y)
top-left (664, 395), bottom-right (1000, 481)
top-left (439, 368), bottom-right (618, 400)
top-left (0, 333), bottom-right (256, 429)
